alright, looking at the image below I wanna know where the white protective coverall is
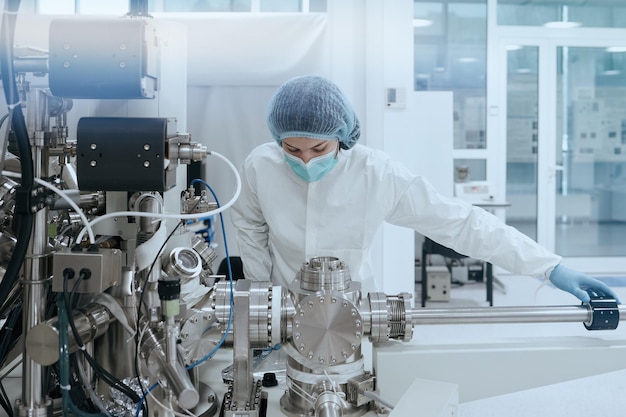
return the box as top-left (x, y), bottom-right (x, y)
top-left (230, 142), bottom-right (561, 293)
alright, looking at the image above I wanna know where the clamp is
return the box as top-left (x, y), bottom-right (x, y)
top-left (584, 290), bottom-right (619, 331)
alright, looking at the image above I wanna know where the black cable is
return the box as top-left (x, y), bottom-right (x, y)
top-left (0, 301), bottom-right (21, 417)
top-left (132, 196), bottom-right (203, 413)
top-left (133, 220), bottom-right (183, 415)
top-left (62, 269), bottom-right (141, 405)
top-left (0, 0), bottom-right (34, 329)
top-left (0, 382), bottom-right (11, 417)
top-left (66, 271), bottom-right (141, 404)
top-left (0, 301), bottom-right (21, 364)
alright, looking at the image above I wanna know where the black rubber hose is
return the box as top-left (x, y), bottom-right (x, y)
top-left (0, 0), bottom-right (34, 311)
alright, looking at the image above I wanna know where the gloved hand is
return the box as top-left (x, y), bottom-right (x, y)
top-left (549, 264), bottom-right (621, 304)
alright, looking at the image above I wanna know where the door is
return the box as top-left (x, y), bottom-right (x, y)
top-left (500, 37), bottom-right (626, 273)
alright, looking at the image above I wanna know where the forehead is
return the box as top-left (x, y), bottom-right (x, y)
top-left (282, 137), bottom-right (332, 149)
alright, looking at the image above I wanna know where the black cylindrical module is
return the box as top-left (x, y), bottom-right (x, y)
top-left (158, 278), bottom-right (181, 301)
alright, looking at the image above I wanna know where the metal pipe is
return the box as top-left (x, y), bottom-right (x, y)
top-left (13, 56), bottom-right (48, 74)
top-left (314, 391), bottom-right (343, 417)
top-left (20, 136), bottom-right (49, 411)
top-left (408, 304), bottom-right (626, 325)
top-left (232, 280), bottom-right (252, 408)
top-left (141, 326), bottom-right (199, 410)
top-left (25, 303), bottom-right (114, 366)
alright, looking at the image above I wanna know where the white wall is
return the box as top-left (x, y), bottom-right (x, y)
top-left (362, 1), bottom-right (454, 297)
top-left (5, 2), bottom-right (452, 296)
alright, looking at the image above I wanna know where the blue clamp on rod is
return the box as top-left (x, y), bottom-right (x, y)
top-left (583, 289), bottom-right (619, 331)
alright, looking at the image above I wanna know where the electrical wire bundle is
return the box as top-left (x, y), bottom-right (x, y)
top-left (0, 1), bottom-right (34, 415)
top-left (0, 1), bottom-right (242, 412)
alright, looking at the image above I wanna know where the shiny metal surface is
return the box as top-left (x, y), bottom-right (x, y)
top-left (140, 326), bottom-right (199, 410)
top-left (163, 246), bottom-right (202, 282)
top-left (0, 176), bottom-right (17, 236)
top-left (281, 256), bottom-right (371, 417)
top-left (191, 234), bottom-right (218, 273)
top-left (292, 293), bottom-right (362, 365)
top-left (213, 280), bottom-right (274, 348)
top-left (21, 141), bottom-right (49, 411)
top-left (232, 280), bottom-right (252, 410)
top-left (25, 303), bottom-right (113, 366)
top-left (408, 304), bottom-right (626, 325)
top-left (179, 308), bottom-right (218, 365)
top-left (367, 292), bottom-right (389, 343)
top-left (298, 256), bottom-right (351, 292)
top-left (280, 353), bottom-right (368, 417)
top-left (315, 391), bottom-right (343, 417)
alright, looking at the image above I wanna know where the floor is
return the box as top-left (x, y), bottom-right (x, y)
top-left (417, 272), bottom-right (626, 417)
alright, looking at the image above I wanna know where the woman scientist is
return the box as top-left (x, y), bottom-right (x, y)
top-left (230, 75), bottom-right (618, 303)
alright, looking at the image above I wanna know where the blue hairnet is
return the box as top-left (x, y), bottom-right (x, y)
top-left (267, 75), bottom-right (360, 150)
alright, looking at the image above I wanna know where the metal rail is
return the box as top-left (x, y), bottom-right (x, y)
top-left (409, 304), bottom-right (626, 325)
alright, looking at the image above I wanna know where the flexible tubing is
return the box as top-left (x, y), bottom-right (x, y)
top-left (1, 172), bottom-right (97, 243)
top-left (361, 390), bottom-right (395, 411)
top-left (57, 294), bottom-right (107, 417)
top-left (76, 151), bottom-right (241, 243)
top-left (0, 0), bottom-right (35, 342)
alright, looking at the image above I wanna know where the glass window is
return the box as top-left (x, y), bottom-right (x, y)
top-left (261, 0), bottom-right (301, 12)
top-left (79, 0), bottom-right (128, 14)
top-left (308, 0), bottom-right (327, 13)
top-left (498, 1), bottom-right (626, 28)
top-left (453, 159), bottom-right (486, 182)
top-left (505, 45), bottom-right (539, 241)
top-left (38, 0), bottom-right (325, 14)
top-left (162, 0), bottom-right (251, 12)
top-left (38, 0), bottom-right (130, 14)
top-left (555, 46), bottom-right (626, 256)
top-left (258, 0), bottom-right (326, 12)
top-left (414, 0), bottom-right (487, 149)
top-left (37, 0), bottom-right (75, 14)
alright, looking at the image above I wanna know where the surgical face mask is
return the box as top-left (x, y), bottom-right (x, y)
top-left (283, 148), bottom-right (338, 182)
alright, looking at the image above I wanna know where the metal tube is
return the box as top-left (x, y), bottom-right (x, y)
top-left (13, 57), bottom-right (48, 74)
top-left (25, 303), bottom-right (113, 366)
top-left (141, 326), bottom-right (199, 410)
top-left (20, 143), bottom-right (48, 411)
top-left (232, 280), bottom-right (252, 408)
top-left (160, 361), bottom-right (199, 410)
top-left (314, 392), bottom-right (343, 417)
top-left (408, 305), bottom-right (626, 325)
top-left (137, 193), bottom-right (163, 283)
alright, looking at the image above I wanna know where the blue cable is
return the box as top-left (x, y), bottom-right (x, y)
top-left (186, 178), bottom-right (234, 370)
top-left (134, 383), bottom-right (158, 417)
top-left (134, 178), bottom-right (235, 416)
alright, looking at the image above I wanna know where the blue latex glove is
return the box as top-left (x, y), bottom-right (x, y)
top-left (549, 264), bottom-right (621, 304)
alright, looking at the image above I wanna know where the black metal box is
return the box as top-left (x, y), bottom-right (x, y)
top-left (76, 117), bottom-right (173, 191)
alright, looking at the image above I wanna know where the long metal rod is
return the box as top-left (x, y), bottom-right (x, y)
top-left (21, 144), bottom-right (48, 410)
top-left (409, 305), bottom-right (626, 325)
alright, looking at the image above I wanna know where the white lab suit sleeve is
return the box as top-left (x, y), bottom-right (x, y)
top-left (385, 172), bottom-right (561, 279)
top-left (229, 158), bottom-right (273, 281)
